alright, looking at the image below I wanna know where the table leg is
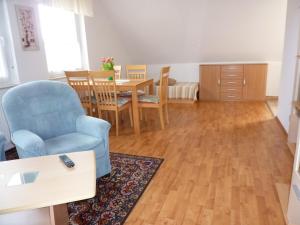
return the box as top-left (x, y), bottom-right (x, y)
top-left (50, 204), bottom-right (69, 225)
top-left (149, 81), bottom-right (154, 95)
top-left (0, 206), bottom-right (67, 225)
top-left (131, 88), bottom-right (141, 135)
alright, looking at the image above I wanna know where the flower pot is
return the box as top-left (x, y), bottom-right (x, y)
top-left (102, 63), bottom-right (114, 71)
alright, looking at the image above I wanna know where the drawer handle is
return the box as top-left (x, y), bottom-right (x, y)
top-left (226, 74), bottom-right (239, 77)
top-left (227, 89), bottom-right (237, 91)
top-left (227, 81), bottom-right (237, 84)
top-left (227, 95), bottom-right (237, 98)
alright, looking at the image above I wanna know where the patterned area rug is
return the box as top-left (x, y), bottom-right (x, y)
top-left (6, 150), bottom-right (163, 225)
top-left (68, 152), bottom-right (163, 225)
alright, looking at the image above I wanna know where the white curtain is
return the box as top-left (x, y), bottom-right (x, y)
top-left (38, 0), bottom-right (94, 17)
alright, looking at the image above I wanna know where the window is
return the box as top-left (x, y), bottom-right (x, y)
top-left (0, 0), bottom-right (18, 87)
top-left (38, 5), bottom-right (87, 75)
top-left (0, 37), bottom-right (9, 81)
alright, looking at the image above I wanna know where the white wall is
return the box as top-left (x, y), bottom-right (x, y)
top-left (147, 61), bottom-right (282, 96)
top-left (99, 0), bottom-right (287, 64)
top-left (96, 0), bottom-right (287, 96)
top-left (4, 0), bottom-right (48, 83)
top-left (84, 0), bottom-right (132, 71)
top-left (0, 0), bottom-right (49, 149)
top-left (277, 0), bottom-right (300, 131)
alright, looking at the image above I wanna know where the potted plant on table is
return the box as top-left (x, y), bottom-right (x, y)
top-left (101, 57), bottom-right (114, 80)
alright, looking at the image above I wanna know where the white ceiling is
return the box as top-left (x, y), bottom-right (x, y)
top-left (90, 0), bottom-right (287, 64)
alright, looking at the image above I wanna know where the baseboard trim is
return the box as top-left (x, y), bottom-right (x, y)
top-left (265, 101), bottom-right (276, 117)
top-left (168, 99), bottom-right (196, 104)
top-left (275, 183), bottom-right (290, 225)
top-left (287, 142), bottom-right (296, 156)
top-left (275, 116), bottom-right (288, 137)
top-left (266, 96), bottom-right (279, 100)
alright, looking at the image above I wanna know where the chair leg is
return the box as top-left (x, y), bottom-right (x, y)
top-left (129, 107), bottom-right (133, 127)
top-left (109, 111), bottom-right (115, 125)
top-left (165, 104), bottom-right (169, 124)
top-left (158, 107), bottom-right (165, 129)
top-left (120, 111), bottom-right (124, 123)
top-left (115, 111), bottom-right (119, 136)
top-left (144, 108), bottom-right (148, 121)
top-left (139, 108), bottom-right (143, 121)
top-left (93, 106), bottom-right (98, 117)
top-left (97, 109), bottom-right (102, 119)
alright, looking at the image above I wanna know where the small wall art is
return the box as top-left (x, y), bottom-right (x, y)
top-left (15, 5), bottom-right (39, 51)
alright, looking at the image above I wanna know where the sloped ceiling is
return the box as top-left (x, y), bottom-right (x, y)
top-left (93, 0), bottom-right (287, 64)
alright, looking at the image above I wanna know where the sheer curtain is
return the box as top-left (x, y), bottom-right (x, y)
top-left (37, 0), bottom-right (93, 17)
top-left (38, 5), bottom-right (83, 73)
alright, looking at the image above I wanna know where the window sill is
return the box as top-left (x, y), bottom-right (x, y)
top-left (48, 76), bottom-right (66, 80)
top-left (0, 81), bottom-right (19, 89)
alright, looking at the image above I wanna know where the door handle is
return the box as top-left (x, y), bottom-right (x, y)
top-left (243, 79), bottom-right (246, 86)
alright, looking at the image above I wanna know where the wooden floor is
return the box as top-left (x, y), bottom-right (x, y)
top-left (109, 102), bottom-right (294, 225)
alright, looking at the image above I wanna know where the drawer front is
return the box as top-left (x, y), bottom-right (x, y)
top-left (221, 79), bottom-right (243, 88)
top-left (221, 65), bottom-right (244, 79)
top-left (221, 71), bottom-right (243, 79)
top-left (221, 87), bottom-right (242, 93)
top-left (221, 64), bottom-right (244, 73)
top-left (221, 89), bottom-right (243, 101)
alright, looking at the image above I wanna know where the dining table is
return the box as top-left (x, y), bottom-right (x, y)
top-left (115, 79), bottom-right (154, 135)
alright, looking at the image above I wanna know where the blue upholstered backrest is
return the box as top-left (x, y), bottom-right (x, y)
top-left (2, 80), bottom-right (85, 140)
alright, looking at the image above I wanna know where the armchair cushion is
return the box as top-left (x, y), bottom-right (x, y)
top-left (45, 132), bottom-right (103, 156)
top-left (12, 130), bottom-right (46, 157)
top-left (76, 115), bottom-right (111, 139)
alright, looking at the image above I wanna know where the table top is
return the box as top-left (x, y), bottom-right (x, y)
top-left (116, 79), bottom-right (153, 86)
top-left (0, 151), bottom-right (96, 214)
top-left (116, 79), bottom-right (153, 90)
top-left (87, 78), bottom-right (153, 91)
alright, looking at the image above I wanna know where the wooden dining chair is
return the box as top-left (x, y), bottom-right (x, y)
top-left (121, 65), bottom-right (147, 98)
top-left (90, 70), bottom-right (133, 136)
top-left (65, 70), bottom-right (94, 116)
top-left (114, 65), bottom-right (122, 80)
top-left (138, 66), bottom-right (170, 129)
top-left (126, 65), bottom-right (147, 80)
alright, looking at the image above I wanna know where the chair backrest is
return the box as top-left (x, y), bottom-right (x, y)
top-left (126, 65), bottom-right (147, 80)
top-left (90, 70), bottom-right (115, 79)
top-left (158, 66), bottom-right (170, 104)
top-left (90, 70), bottom-right (118, 109)
top-left (65, 71), bottom-right (92, 108)
top-left (2, 81), bottom-right (84, 140)
top-left (114, 65), bottom-right (122, 80)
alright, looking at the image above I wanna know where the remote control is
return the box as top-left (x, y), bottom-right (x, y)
top-left (59, 154), bottom-right (75, 168)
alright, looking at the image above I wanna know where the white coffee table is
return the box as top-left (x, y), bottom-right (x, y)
top-left (0, 151), bottom-right (96, 225)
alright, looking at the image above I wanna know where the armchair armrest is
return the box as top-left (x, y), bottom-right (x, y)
top-left (76, 115), bottom-right (111, 139)
top-left (12, 130), bottom-right (46, 157)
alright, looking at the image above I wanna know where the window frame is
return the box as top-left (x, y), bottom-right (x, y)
top-left (0, 0), bottom-right (19, 88)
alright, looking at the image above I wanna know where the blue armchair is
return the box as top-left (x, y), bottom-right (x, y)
top-left (2, 80), bottom-right (111, 177)
top-left (0, 132), bottom-right (6, 161)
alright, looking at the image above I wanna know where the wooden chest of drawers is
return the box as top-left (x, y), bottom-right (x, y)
top-left (200, 64), bottom-right (267, 101)
top-left (220, 65), bottom-right (243, 101)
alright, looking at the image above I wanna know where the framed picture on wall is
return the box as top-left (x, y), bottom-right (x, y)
top-left (15, 5), bottom-right (39, 51)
